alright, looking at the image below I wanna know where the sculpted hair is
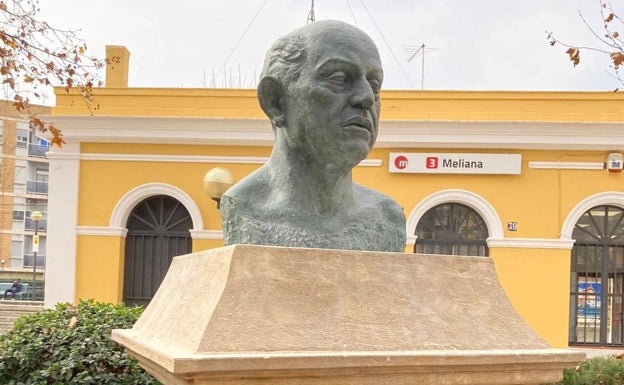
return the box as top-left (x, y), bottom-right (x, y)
top-left (260, 32), bottom-right (308, 90)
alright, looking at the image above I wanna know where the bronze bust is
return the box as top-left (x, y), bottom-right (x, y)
top-left (220, 20), bottom-right (406, 252)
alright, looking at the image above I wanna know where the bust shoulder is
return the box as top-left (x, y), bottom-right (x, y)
top-left (351, 184), bottom-right (406, 251)
top-left (222, 167), bottom-right (270, 203)
top-left (220, 166), bottom-right (275, 246)
top-left (353, 183), bottom-right (405, 220)
top-left (220, 171), bottom-right (407, 252)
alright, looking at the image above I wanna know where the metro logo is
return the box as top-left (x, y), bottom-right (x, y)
top-left (394, 155), bottom-right (408, 169)
top-left (426, 157), bottom-right (438, 169)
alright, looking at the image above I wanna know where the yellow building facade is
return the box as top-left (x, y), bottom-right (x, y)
top-left (43, 47), bottom-right (624, 349)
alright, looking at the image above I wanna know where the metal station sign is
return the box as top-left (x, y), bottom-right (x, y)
top-left (389, 153), bottom-right (522, 174)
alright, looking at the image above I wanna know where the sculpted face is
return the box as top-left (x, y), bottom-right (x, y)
top-left (281, 22), bottom-right (383, 166)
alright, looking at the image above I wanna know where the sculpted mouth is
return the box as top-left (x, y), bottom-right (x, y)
top-left (341, 117), bottom-right (373, 132)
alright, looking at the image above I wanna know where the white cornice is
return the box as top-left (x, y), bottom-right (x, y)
top-left (85, 153), bottom-right (270, 164)
top-left (75, 227), bottom-right (222, 240)
top-left (44, 152), bottom-right (383, 167)
top-left (46, 116), bottom-right (274, 145)
top-left (408, 235), bottom-right (575, 249)
top-left (189, 229), bottom-right (223, 240)
top-left (376, 120), bottom-right (624, 150)
top-left (487, 238), bottom-right (575, 250)
top-left (42, 116), bottom-right (624, 150)
top-left (76, 226), bottom-right (128, 237)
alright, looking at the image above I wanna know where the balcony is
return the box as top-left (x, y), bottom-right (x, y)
top-left (23, 254), bottom-right (45, 268)
top-left (24, 218), bottom-right (47, 231)
top-left (26, 180), bottom-right (48, 195)
top-left (28, 143), bottom-right (48, 158)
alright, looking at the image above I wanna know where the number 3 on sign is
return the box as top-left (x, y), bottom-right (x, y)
top-left (507, 222), bottom-right (518, 232)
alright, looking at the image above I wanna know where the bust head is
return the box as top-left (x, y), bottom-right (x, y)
top-left (220, 21), bottom-right (406, 252)
top-left (258, 20), bottom-right (383, 168)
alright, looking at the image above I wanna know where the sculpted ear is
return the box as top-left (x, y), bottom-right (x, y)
top-left (258, 76), bottom-right (286, 128)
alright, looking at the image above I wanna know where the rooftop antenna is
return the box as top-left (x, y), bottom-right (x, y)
top-left (404, 43), bottom-right (439, 90)
top-left (307, 0), bottom-right (315, 23)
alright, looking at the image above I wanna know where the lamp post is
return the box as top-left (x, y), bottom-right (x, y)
top-left (30, 211), bottom-right (43, 301)
top-left (203, 168), bottom-right (234, 208)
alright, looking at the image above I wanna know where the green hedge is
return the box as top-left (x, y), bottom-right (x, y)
top-left (0, 299), bottom-right (160, 384)
top-left (550, 355), bottom-right (624, 385)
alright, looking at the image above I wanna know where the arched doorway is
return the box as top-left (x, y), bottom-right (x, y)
top-left (415, 203), bottom-right (489, 256)
top-left (570, 205), bottom-right (624, 346)
top-left (123, 195), bottom-right (192, 306)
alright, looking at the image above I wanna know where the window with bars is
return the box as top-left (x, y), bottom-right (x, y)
top-left (570, 205), bottom-right (624, 346)
top-left (415, 203), bottom-right (489, 257)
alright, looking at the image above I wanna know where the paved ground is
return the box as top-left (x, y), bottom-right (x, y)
top-left (0, 300), bottom-right (43, 333)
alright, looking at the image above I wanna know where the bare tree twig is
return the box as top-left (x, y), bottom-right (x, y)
top-left (0, 0), bottom-right (111, 146)
top-left (547, 0), bottom-right (624, 89)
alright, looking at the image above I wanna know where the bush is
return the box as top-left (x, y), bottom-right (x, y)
top-left (0, 299), bottom-right (161, 385)
top-left (553, 355), bottom-right (624, 385)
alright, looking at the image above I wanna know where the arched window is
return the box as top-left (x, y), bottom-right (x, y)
top-left (570, 205), bottom-right (624, 346)
top-left (123, 195), bottom-right (192, 307)
top-left (415, 203), bottom-right (489, 257)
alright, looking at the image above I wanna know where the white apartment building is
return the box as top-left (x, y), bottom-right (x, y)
top-left (0, 102), bottom-right (49, 272)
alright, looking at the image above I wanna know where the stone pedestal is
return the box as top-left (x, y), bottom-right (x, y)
top-left (112, 245), bottom-right (584, 385)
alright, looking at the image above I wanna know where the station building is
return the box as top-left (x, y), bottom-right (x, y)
top-left (43, 46), bottom-right (624, 349)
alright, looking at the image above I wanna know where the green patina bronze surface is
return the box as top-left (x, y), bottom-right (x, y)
top-left (220, 20), bottom-right (406, 252)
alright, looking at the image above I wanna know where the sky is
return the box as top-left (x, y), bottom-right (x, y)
top-left (37, 0), bottom-right (622, 93)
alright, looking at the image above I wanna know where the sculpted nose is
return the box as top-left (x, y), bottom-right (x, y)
top-left (350, 80), bottom-right (375, 109)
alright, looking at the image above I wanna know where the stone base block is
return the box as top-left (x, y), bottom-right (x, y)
top-left (112, 245), bottom-right (584, 385)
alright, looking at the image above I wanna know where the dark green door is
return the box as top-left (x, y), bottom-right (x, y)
top-left (123, 195), bottom-right (192, 306)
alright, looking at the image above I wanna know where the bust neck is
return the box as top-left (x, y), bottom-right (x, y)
top-left (267, 142), bottom-right (357, 215)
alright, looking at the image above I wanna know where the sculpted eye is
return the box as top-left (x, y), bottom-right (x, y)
top-left (369, 80), bottom-right (381, 100)
top-left (328, 71), bottom-right (348, 84)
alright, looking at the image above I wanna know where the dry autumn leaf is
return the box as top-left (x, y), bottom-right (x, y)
top-left (611, 52), bottom-right (624, 69)
top-left (547, 3), bottom-right (624, 89)
top-left (566, 48), bottom-right (580, 66)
